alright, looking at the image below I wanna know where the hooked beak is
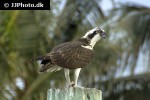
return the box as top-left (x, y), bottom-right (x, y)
top-left (96, 27), bottom-right (106, 39)
top-left (100, 32), bottom-right (106, 39)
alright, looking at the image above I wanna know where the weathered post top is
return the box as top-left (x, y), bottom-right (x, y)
top-left (47, 87), bottom-right (102, 100)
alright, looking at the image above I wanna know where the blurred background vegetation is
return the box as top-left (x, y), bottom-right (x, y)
top-left (0, 0), bottom-right (150, 100)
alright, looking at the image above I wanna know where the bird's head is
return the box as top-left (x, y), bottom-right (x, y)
top-left (82, 27), bottom-right (106, 47)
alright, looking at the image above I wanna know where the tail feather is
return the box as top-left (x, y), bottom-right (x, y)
top-left (47, 66), bottom-right (62, 72)
top-left (38, 62), bottom-right (53, 72)
top-left (39, 63), bottom-right (62, 73)
top-left (31, 55), bottom-right (62, 72)
top-left (31, 55), bottom-right (50, 61)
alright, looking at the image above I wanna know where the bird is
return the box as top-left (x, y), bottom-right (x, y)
top-left (32, 27), bottom-right (106, 87)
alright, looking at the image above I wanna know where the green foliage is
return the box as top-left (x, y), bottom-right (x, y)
top-left (0, 0), bottom-right (150, 100)
top-left (110, 3), bottom-right (150, 74)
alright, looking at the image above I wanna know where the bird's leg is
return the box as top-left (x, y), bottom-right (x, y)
top-left (64, 68), bottom-right (71, 87)
top-left (73, 68), bottom-right (81, 87)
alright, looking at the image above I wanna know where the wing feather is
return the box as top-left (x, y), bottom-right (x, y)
top-left (49, 41), bottom-right (94, 69)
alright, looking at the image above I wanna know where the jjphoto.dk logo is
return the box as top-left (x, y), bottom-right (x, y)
top-left (4, 2), bottom-right (44, 8)
top-left (4, 3), bottom-right (9, 8)
top-left (0, 0), bottom-right (50, 10)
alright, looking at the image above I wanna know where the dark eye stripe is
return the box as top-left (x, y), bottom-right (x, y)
top-left (88, 31), bottom-right (97, 39)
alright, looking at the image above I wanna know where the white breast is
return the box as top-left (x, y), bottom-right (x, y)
top-left (81, 45), bottom-right (93, 50)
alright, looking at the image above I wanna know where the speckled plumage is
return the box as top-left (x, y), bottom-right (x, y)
top-left (32, 27), bottom-right (106, 87)
top-left (50, 39), bottom-right (94, 69)
top-left (35, 38), bottom-right (94, 72)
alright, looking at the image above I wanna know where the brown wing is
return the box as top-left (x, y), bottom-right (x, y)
top-left (49, 41), bottom-right (94, 69)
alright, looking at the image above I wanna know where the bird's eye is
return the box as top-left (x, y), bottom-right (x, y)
top-left (96, 30), bottom-right (101, 33)
top-left (96, 29), bottom-right (103, 33)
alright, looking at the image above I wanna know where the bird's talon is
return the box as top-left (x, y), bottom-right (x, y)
top-left (71, 81), bottom-right (76, 87)
top-left (71, 83), bottom-right (75, 87)
top-left (68, 81), bottom-right (76, 87)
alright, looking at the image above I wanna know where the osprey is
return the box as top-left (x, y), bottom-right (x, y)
top-left (32, 27), bottom-right (106, 87)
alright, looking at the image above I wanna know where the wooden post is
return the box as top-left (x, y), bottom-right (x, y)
top-left (47, 87), bottom-right (102, 100)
